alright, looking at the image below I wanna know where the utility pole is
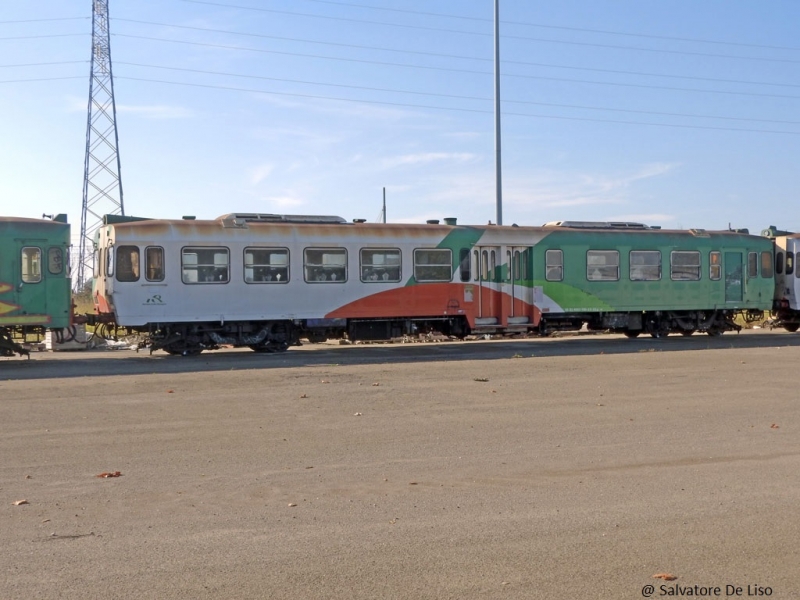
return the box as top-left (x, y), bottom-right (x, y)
top-left (494, 0), bottom-right (503, 226)
top-left (77, 0), bottom-right (125, 291)
top-left (382, 187), bottom-right (386, 223)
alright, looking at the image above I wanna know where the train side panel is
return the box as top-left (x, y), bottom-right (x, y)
top-left (0, 216), bottom-right (72, 356)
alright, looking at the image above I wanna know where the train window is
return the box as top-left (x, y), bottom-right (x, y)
top-left (709, 251), bottom-right (721, 281)
top-left (47, 247), bottom-right (64, 275)
top-left (776, 252), bottom-right (784, 275)
top-left (546, 250), bottom-right (563, 281)
top-left (506, 250), bottom-right (512, 281)
top-left (182, 247), bottom-right (229, 284)
top-left (519, 250), bottom-right (528, 280)
top-left (490, 250), bottom-right (497, 280)
top-left (360, 248), bottom-right (401, 283)
top-left (481, 250), bottom-right (489, 281)
top-left (459, 249), bottom-right (470, 282)
top-left (761, 251), bottom-right (773, 278)
top-left (670, 251), bottom-right (701, 281)
top-left (796, 253), bottom-right (800, 279)
top-left (21, 247), bottom-right (42, 283)
top-left (473, 250), bottom-right (479, 282)
top-left (786, 253), bottom-right (794, 275)
top-left (245, 247), bottom-right (289, 284)
top-left (304, 248), bottom-right (347, 283)
top-left (748, 252), bottom-right (758, 278)
top-left (586, 250), bottom-right (619, 281)
top-left (93, 248), bottom-right (100, 278)
top-left (630, 251), bottom-right (661, 281)
top-left (116, 246), bottom-right (140, 282)
top-left (107, 246), bottom-right (114, 277)
top-left (414, 248), bottom-right (452, 282)
top-left (145, 247), bottom-right (165, 282)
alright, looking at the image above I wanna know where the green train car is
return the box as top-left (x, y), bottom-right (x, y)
top-left (533, 222), bottom-right (775, 337)
top-left (0, 215), bottom-right (72, 356)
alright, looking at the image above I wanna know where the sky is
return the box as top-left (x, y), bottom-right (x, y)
top-left (2, 0), bottom-right (799, 242)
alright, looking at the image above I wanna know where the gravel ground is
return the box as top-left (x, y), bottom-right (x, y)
top-left (1, 332), bottom-right (799, 599)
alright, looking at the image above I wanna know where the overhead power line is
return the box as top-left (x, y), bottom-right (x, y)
top-left (116, 61), bottom-right (800, 125)
top-left (169, 3), bottom-right (800, 59)
top-left (114, 34), bottom-right (800, 100)
top-left (114, 18), bottom-right (800, 66)
top-left (112, 24), bottom-right (800, 90)
top-left (114, 76), bottom-right (800, 136)
top-left (179, 0), bottom-right (800, 52)
top-left (0, 17), bottom-right (88, 24)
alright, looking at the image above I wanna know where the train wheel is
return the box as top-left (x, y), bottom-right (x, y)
top-left (783, 323), bottom-right (799, 333)
top-left (623, 331), bottom-right (640, 338)
top-left (650, 330), bottom-right (668, 339)
top-left (706, 328), bottom-right (723, 337)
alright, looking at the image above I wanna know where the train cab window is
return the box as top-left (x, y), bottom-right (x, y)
top-left (107, 246), bottom-right (114, 278)
top-left (709, 251), bottom-right (721, 281)
top-left (796, 253), bottom-right (800, 279)
top-left (776, 252), bottom-right (784, 275)
top-left (670, 251), bottom-right (701, 281)
top-left (748, 252), bottom-right (758, 278)
top-left (545, 250), bottom-right (563, 281)
top-left (630, 250), bottom-right (661, 281)
top-left (245, 247), bottom-right (289, 283)
top-left (414, 248), bottom-right (452, 282)
top-left (47, 247), bottom-right (64, 275)
top-left (587, 250), bottom-right (619, 281)
top-left (761, 251), bottom-right (774, 278)
top-left (360, 248), bottom-right (401, 283)
top-left (145, 247), bottom-right (165, 282)
top-left (21, 247), bottom-right (42, 283)
top-left (116, 246), bottom-right (140, 282)
top-left (182, 247), bottom-right (229, 283)
top-left (459, 248), bottom-right (471, 282)
top-left (786, 253), bottom-right (794, 276)
top-left (304, 248), bottom-right (347, 283)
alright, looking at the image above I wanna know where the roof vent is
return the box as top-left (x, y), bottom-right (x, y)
top-left (353, 218), bottom-right (367, 223)
top-left (443, 217), bottom-right (457, 226)
top-left (426, 219), bottom-right (440, 225)
top-left (182, 216), bottom-right (196, 220)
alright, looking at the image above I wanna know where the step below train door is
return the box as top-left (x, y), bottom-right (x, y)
top-left (473, 245), bottom-right (502, 331)
top-left (508, 246), bottom-right (534, 330)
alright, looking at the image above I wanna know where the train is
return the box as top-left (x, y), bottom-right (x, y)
top-left (0, 215), bottom-right (72, 357)
top-left (2, 212), bottom-right (799, 357)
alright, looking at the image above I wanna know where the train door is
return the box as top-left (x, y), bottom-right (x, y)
top-left (14, 241), bottom-right (47, 319)
top-left (724, 252), bottom-right (743, 303)
top-left (508, 246), bottom-right (534, 325)
top-left (473, 245), bottom-right (502, 327)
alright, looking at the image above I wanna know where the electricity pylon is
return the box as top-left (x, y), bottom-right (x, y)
top-left (76, 0), bottom-right (124, 291)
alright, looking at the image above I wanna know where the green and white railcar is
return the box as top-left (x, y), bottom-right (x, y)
top-left (531, 222), bottom-right (774, 337)
top-left (0, 215), bottom-right (72, 356)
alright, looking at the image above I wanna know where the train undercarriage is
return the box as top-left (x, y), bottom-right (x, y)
top-left (539, 309), bottom-right (762, 339)
top-left (99, 315), bottom-right (472, 356)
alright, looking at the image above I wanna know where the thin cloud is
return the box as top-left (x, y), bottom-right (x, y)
top-left (249, 163), bottom-right (274, 185)
top-left (381, 152), bottom-right (479, 169)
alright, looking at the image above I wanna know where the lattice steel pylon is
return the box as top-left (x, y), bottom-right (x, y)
top-left (76, 0), bottom-right (124, 292)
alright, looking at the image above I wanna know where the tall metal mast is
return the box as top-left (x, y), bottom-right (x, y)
top-left (76, 0), bottom-right (124, 291)
top-left (494, 0), bottom-right (503, 226)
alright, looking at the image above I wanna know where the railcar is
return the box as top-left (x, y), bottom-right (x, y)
top-left (0, 215), bottom-right (72, 357)
top-left (762, 225), bottom-right (800, 332)
top-left (91, 213), bottom-right (774, 355)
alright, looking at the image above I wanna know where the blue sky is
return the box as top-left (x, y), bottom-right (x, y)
top-left (2, 0), bottom-right (799, 238)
